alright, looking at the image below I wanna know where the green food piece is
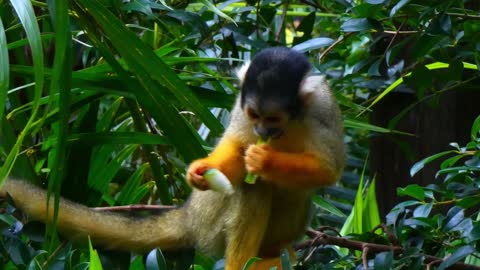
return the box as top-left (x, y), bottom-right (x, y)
top-left (244, 138), bottom-right (269, 184)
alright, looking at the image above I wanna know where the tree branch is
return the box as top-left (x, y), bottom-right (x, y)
top-left (295, 230), bottom-right (480, 270)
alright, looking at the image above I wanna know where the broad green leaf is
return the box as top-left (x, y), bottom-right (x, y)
top-left (410, 150), bottom-right (455, 177)
top-left (373, 251), bottom-right (393, 270)
top-left (457, 197), bottom-right (480, 209)
top-left (146, 248), bottom-right (167, 270)
top-left (389, 0), bottom-right (410, 17)
top-left (413, 203), bottom-right (432, 218)
top-left (471, 114), bottom-right (480, 140)
top-left (397, 184), bottom-right (426, 201)
top-left (0, 18), bottom-right (8, 125)
top-left (437, 245), bottom-right (475, 270)
top-left (88, 237), bottom-right (104, 270)
top-left (444, 206), bottom-right (464, 231)
top-left (292, 37), bottom-right (335, 52)
top-left (341, 18), bottom-right (381, 32)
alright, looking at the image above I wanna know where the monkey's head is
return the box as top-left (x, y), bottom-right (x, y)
top-left (237, 47), bottom-right (312, 140)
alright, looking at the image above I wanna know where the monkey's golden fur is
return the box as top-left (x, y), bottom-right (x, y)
top-left (0, 57), bottom-right (344, 269)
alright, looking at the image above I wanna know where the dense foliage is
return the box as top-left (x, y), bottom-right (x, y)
top-left (0, 0), bottom-right (479, 269)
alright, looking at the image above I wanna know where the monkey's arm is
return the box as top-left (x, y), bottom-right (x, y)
top-left (187, 134), bottom-right (246, 189)
top-left (245, 144), bottom-right (339, 188)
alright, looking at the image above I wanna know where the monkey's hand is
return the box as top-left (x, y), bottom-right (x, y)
top-left (187, 136), bottom-right (246, 191)
top-left (187, 160), bottom-right (211, 191)
top-left (245, 144), bottom-right (338, 188)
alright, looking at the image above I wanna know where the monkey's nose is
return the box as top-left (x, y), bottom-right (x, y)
top-left (254, 126), bottom-right (283, 140)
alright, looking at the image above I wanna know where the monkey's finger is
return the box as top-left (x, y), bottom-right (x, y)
top-left (188, 172), bottom-right (210, 190)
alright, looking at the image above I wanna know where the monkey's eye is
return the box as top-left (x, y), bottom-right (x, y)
top-left (246, 108), bottom-right (260, 120)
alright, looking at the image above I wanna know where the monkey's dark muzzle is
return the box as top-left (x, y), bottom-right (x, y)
top-left (254, 126), bottom-right (283, 140)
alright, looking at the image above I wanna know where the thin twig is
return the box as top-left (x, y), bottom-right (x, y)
top-left (275, 0), bottom-right (289, 42)
top-left (373, 223), bottom-right (399, 246)
top-left (447, 12), bottom-right (480, 20)
top-left (319, 32), bottom-right (354, 62)
top-left (362, 245), bottom-right (369, 270)
top-left (41, 241), bottom-right (68, 268)
top-left (426, 259), bottom-right (442, 270)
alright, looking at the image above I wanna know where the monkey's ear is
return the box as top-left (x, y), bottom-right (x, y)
top-left (236, 61), bottom-right (251, 84)
top-left (300, 75), bottom-right (327, 104)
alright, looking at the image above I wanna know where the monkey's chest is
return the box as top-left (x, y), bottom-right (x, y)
top-left (270, 125), bottom-right (310, 152)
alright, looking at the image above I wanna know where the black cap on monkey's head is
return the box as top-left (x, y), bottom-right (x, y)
top-left (240, 47), bottom-right (311, 119)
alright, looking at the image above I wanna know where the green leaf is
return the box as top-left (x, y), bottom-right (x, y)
top-left (79, 0), bottom-right (223, 136)
top-left (413, 203), bottom-right (432, 218)
top-left (96, 97), bottom-right (123, 132)
top-left (292, 37), bottom-right (335, 53)
top-left (146, 248), bottom-right (167, 270)
top-left (88, 237), bottom-right (104, 270)
top-left (437, 245), bottom-right (475, 270)
top-left (0, 0), bottom-right (45, 184)
top-left (344, 118), bottom-right (412, 136)
top-left (410, 151), bottom-right (455, 177)
top-left (341, 18), bottom-right (382, 32)
top-left (45, 0), bottom-right (73, 249)
top-left (88, 144), bottom-right (139, 194)
top-left (363, 178), bottom-right (380, 231)
top-left (241, 257), bottom-right (261, 270)
top-left (471, 114), bottom-right (480, 140)
top-left (74, 0), bottom-right (214, 162)
top-left (0, 18), bottom-right (8, 125)
top-left (457, 197), bottom-right (480, 209)
top-left (198, 0), bottom-right (237, 25)
top-left (117, 163), bottom-right (150, 205)
top-left (444, 206), bottom-right (464, 231)
top-left (389, 0), bottom-right (410, 17)
top-left (312, 195), bottom-right (346, 217)
top-left (373, 251), bottom-right (393, 270)
top-left (397, 184), bottom-right (426, 201)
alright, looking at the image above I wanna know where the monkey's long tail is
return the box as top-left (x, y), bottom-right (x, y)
top-left (1, 179), bottom-right (193, 253)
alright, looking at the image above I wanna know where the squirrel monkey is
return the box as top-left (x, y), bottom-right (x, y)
top-left (0, 47), bottom-right (344, 269)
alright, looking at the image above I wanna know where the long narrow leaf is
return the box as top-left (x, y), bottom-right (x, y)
top-left (76, 0), bottom-right (223, 137)
top-left (0, 0), bottom-right (44, 184)
top-left (45, 0), bottom-right (73, 250)
top-left (72, 2), bottom-right (208, 162)
top-left (0, 18), bottom-right (8, 125)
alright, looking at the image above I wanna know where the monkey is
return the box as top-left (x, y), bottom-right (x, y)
top-left (0, 47), bottom-right (344, 269)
